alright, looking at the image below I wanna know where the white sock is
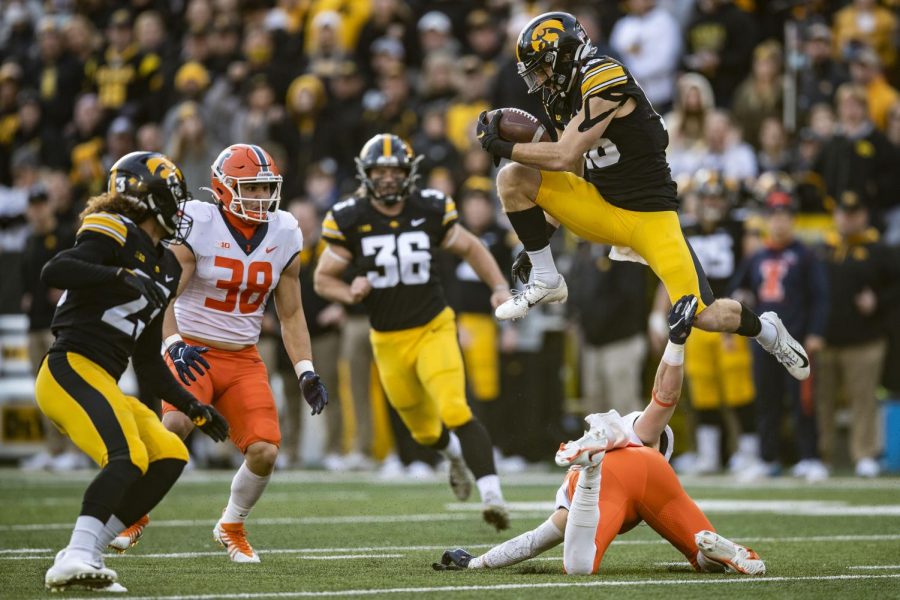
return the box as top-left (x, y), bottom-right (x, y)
top-left (696, 425), bottom-right (721, 468)
top-left (469, 517), bottom-right (564, 569)
top-left (563, 465), bottom-right (601, 575)
top-left (66, 516), bottom-right (105, 562)
top-left (438, 432), bottom-right (463, 461)
top-left (526, 245), bottom-right (560, 284)
top-left (96, 515), bottom-right (126, 554)
top-left (475, 474), bottom-right (504, 505)
top-left (756, 319), bottom-right (777, 348)
top-left (222, 462), bottom-right (271, 523)
top-left (737, 433), bottom-right (759, 457)
top-left (696, 549), bottom-right (726, 572)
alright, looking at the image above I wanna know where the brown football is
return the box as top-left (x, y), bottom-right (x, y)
top-left (492, 108), bottom-right (552, 143)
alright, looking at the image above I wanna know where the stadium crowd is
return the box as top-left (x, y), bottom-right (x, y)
top-left (1, 0), bottom-right (899, 481)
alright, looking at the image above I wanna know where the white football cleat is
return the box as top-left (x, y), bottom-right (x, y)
top-left (92, 582), bottom-right (128, 593)
top-left (695, 530), bottom-right (766, 575)
top-left (214, 519), bottom-right (260, 563)
top-left (758, 312), bottom-right (809, 380)
top-left (448, 458), bottom-right (473, 501)
top-left (855, 457), bottom-right (880, 478)
top-left (108, 514), bottom-right (149, 553)
top-left (495, 276), bottom-right (568, 321)
top-left (555, 427), bottom-right (608, 468)
top-left (45, 550), bottom-right (118, 591)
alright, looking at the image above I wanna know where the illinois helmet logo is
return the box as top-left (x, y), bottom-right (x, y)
top-left (530, 19), bottom-right (565, 53)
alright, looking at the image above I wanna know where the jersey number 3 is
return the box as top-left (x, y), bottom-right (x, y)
top-left (361, 232), bottom-right (430, 288)
top-left (205, 256), bottom-right (273, 313)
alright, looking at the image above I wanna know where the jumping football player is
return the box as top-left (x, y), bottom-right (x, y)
top-left (36, 152), bottom-right (229, 592)
top-left (476, 11), bottom-right (810, 382)
top-left (112, 144), bottom-right (328, 563)
top-left (434, 295), bottom-right (765, 576)
top-left (314, 134), bottom-right (513, 530)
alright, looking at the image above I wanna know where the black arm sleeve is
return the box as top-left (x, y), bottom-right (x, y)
top-left (41, 234), bottom-right (121, 289)
top-left (132, 314), bottom-right (197, 413)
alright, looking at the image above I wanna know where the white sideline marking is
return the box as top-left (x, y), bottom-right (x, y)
top-left (300, 554), bottom-right (403, 560)
top-left (83, 574), bottom-right (900, 599)
top-left (848, 565), bottom-right (900, 570)
top-left (447, 499), bottom-right (900, 516)
top-left (0, 548), bottom-right (51, 554)
top-left (5, 534), bottom-right (900, 562)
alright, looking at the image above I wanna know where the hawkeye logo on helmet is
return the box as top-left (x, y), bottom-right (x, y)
top-left (147, 156), bottom-right (179, 180)
top-left (530, 19), bottom-right (565, 53)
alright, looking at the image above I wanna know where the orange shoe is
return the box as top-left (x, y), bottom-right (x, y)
top-left (108, 515), bottom-right (149, 553)
top-left (213, 519), bottom-right (260, 563)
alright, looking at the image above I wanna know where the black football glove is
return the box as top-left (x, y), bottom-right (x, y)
top-left (511, 249), bottom-right (532, 284)
top-left (668, 295), bottom-right (699, 344)
top-left (477, 110), bottom-right (514, 167)
top-left (299, 371), bottom-right (328, 416)
top-left (167, 341), bottom-right (211, 386)
top-left (432, 548), bottom-right (473, 571)
top-left (187, 401), bottom-right (229, 442)
top-left (118, 268), bottom-right (167, 310)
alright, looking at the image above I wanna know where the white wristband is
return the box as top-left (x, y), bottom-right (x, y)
top-left (662, 341), bottom-right (684, 366)
top-left (164, 334), bottom-right (183, 350)
top-left (294, 360), bottom-right (315, 378)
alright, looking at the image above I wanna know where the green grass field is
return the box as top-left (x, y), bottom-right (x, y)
top-left (1, 468), bottom-right (899, 599)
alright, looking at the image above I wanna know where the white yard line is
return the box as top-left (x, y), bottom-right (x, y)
top-left (847, 565), bottom-right (900, 570)
top-left (0, 547), bottom-right (52, 554)
top-left (77, 574), bottom-right (900, 600)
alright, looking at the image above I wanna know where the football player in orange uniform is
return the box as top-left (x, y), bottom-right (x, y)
top-left (111, 144), bottom-right (328, 563)
top-left (434, 296), bottom-right (765, 576)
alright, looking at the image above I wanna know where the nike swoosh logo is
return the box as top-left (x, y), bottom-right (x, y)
top-left (165, 275), bottom-right (175, 282)
top-left (477, 131), bottom-right (485, 139)
top-left (411, 218), bottom-right (426, 227)
top-left (265, 246), bottom-right (277, 253)
top-left (788, 343), bottom-right (809, 369)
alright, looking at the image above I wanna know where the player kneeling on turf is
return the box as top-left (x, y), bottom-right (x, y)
top-left (433, 295), bottom-right (765, 576)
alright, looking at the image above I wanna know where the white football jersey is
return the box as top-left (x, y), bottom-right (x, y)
top-left (174, 200), bottom-right (302, 346)
top-left (554, 409), bottom-right (675, 510)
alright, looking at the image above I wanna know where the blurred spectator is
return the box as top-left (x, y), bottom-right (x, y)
top-left (135, 122), bottom-right (163, 153)
top-left (0, 61), bottom-right (24, 185)
top-left (797, 22), bottom-right (848, 120)
top-left (207, 17), bottom-right (242, 78)
top-left (0, 0), bottom-right (40, 65)
top-left (361, 65), bottom-right (417, 140)
top-left (306, 11), bottom-right (347, 81)
top-left (368, 36), bottom-right (406, 84)
top-left (12, 91), bottom-right (67, 170)
top-left (610, 0), bottom-right (682, 112)
top-left (278, 200), bottom-right (347, 468)
top-left (231, 75), bottom-right (294, 160)
top-left (63, 15), bottom-right (98, 66)
top-left (412, 106), bottom-right (460, 182)
top-left (86, 9), bottom-right (164, 122)
top-left (814, 84), bottom-right (896, 224)
top-left (730, 191), bottom-right (829, 481)
top-left (816, 194), bottom-right (900, 477)
top-left (101, 115), bottom-right (135, 173)
top-left (665, 72), bottom-right (716, 154)
top-left (283, 74), bottom-right (329, 197)
top-left (63, 93), bottom-right (105, 199)
top-left (846, 44), bottom-right (900, 132)
top-left (832, 0), bottom-right (897, 78)
top-left (323, 60), bottom-right (366, 183)
top-left (417, 11), bottom-right (459, 59)
top-left (670, 109), bottom-right (757, 182)
top-left (732, 40), bottom-right (783, 149)
top-left (756, 117), bottom-right (793, 174)
top-left (446, 56), bottom-right (489, 153)
top-left (465, 10), bottom-right (503, 65)
top-left (683, 0), bottom-right (757, 107)
top-left (25, 18), bottom-right (84, 130)
top-left (0, 151), bottom-right (34, 313)
top-left (162, 61), bottom-right (212, 142)
top-left (443, 180), bottom-right (513, 447)
top-left (305, 159), bottom-right (340, 213)
top-left (165, 102), bottom-right (217, 198)
top-left (418, 51), bottom-right (457, 108)
top-left (673, 170), bottom-right (758, 476)
top-left (568, 242), bottom-right (647, 416)
top-left (354, 0), bottom-right (416, 83)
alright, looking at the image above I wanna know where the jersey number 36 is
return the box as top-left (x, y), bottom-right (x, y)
top-left (361, 232), bottom-right (430, 288)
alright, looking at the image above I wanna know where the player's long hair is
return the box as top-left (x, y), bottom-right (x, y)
top-left (80, 192), bottom-right (151, 224)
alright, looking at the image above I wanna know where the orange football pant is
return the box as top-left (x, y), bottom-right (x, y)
top-left (563, 446), bottom-right (714, 573)
top-left (162, 337), bottom-right (281, 452)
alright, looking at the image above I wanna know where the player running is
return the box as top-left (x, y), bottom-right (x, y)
top-left (314, 134), bottom-right (513, 530)
top-left (112, 144), bottom-right (328, 563)
top-left (434, 295), bottom-right (765, 576)
top-left (476, 11), bottom-right (810, 381)
top-left (36, 152), bottom-right (229, 592)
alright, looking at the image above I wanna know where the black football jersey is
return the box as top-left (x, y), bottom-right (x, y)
top-left (322, 189), bottom-right (458, 331)
top-left (547, 56), bottom-right (678, 212)
top-left (49, 212), bottom-right (181, 379)
top-left (682, 215), bottom-right (745, 298)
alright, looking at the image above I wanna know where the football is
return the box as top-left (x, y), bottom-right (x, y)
top-left (491, 107), bottom-right (553, 144)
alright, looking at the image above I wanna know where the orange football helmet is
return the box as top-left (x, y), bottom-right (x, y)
top-left (209, 144), bottom-right (283, 222)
